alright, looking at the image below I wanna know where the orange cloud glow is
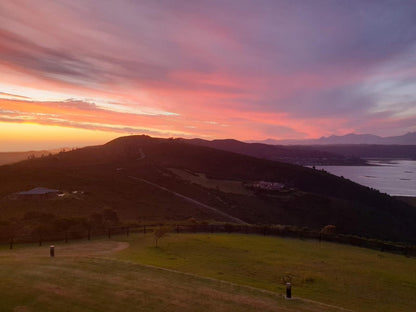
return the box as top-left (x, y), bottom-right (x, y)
top-left (1, 1), bottom-right (415, 151)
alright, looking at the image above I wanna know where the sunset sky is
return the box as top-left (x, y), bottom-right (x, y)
top-left (1, 0), bottom-right (416, 151)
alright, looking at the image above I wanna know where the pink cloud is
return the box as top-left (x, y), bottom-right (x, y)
top-left (0, 0), bottom-right (415, 148)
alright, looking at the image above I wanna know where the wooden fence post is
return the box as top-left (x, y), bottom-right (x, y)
top-left (286, 282), bottom-right (292, 298)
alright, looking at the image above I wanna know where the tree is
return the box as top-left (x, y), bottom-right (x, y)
top-left (102, 208), bottom-right (119, 226)
top-left (0, 219), bottom-right (22, 250)
top-left (53, 218), bottom-right (76, 242)
top-left (32, 224), bottom-right (54, 246)
top-left (154, 226), bottom-right (171, 248)
top-left (319, 224), bottom-right (336, 243)
top-left (321, 224), bottom-right (336, 235)
top-left (80, 218), bottom-right (93, 240)
top-left (89, 212), bottom-right (103, 229)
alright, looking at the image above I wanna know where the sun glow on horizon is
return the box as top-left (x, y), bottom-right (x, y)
top-left (0, 1), bottom-right (415, 150)
top-left (0, 122), bottom-right (120, 152)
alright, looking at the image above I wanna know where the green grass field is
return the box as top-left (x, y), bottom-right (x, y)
top-left (168, 168), bottom-right (252, 195)
top-left (0, 233), bottom-right (414, 311)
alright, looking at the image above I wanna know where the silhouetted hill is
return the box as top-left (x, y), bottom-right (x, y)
top-left (183, 138), bottom-right (366, 165)
top-left (0, 135), bottom-right (414, 242)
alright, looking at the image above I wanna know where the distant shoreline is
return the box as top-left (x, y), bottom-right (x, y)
top-left (315, 160), bottom-right (416, 197)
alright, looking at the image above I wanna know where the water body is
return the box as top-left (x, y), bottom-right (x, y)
top-left (314, 159), bottom-right (416, 197)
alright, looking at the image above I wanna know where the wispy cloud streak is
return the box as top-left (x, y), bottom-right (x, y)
top-left (0, 0), bottom-right (415, 144)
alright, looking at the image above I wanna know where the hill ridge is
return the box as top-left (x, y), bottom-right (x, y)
top-left (1, 135), bottom-right (415, 242)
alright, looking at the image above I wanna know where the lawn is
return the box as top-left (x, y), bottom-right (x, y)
top-left (0, 233), bottom-right (414, 312)
top-left (114, 233), bottom-right (416, 312)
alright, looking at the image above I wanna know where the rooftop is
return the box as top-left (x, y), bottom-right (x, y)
top-left (16, 187), bottom-right (59, 195)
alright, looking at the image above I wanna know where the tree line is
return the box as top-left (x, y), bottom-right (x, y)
top-left (0, 215), bottom-right (414, 257)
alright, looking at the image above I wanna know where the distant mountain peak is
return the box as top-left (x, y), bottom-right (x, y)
top-left (250, 132), bottom-right (416, 145)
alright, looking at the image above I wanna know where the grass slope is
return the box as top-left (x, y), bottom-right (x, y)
top-left (1, 238), bottom-right (348, 312)
top-left (1, 233), bottom-right (413, 312)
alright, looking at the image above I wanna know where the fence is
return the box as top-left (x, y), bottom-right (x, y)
top-left (1, 223), bottom-right (415, 257)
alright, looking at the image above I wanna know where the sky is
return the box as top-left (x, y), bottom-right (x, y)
top-left (1, 0), bottom-right (416, 151)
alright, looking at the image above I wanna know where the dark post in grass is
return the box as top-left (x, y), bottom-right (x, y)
top-left (50, 245), bottom-right (55, 257)
top-left (286, 282), bottom-right (292, 298)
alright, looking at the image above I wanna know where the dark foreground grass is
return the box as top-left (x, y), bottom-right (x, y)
top-left (0, 234), bottom-right (414, 312)
top-left (0, 257), bottom-right (292, 312)
top-left (114, 233), bottom-right (416, 312)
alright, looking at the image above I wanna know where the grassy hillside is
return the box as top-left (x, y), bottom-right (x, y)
top-left (0, 233), bottom-right (414, 312)
top-left (0, 135), bottom-right (415, 242)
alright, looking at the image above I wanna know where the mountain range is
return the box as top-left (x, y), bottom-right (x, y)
top-left (0, 150), bottom-right (58, 166)
top-left (253, 132), bottom-right (416, 145)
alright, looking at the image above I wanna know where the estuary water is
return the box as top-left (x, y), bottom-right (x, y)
top-left (314, 159), bottom-right (416, 197)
